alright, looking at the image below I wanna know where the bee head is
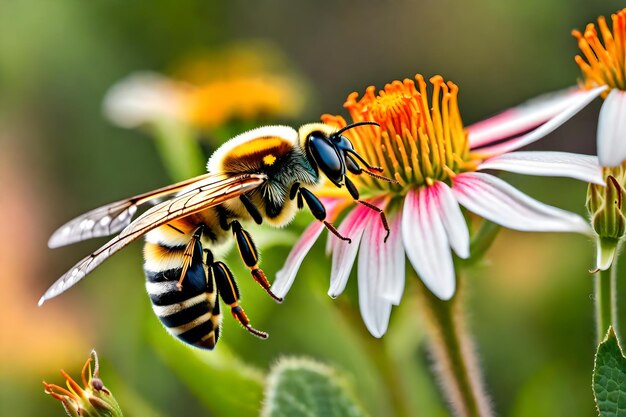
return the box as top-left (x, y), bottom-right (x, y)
top-left (303, 121), bottom-right (384, 188)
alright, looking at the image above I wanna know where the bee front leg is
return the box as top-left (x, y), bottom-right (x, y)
top-left (229, 220), bottom-right (283, 302)
top-left (292, 184), bottom-right (352, 244)
top-left (210, 260), bottom-right (268, 339)
top-left (344, 176), bottom-right (390, 242)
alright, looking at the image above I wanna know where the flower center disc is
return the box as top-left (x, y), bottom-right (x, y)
top-left (573, 9), bottom-right (626, 93)
top-left (323, 74), bottom-right (472, 196)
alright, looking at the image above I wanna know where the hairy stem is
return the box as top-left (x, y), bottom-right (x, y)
top-left (468, 220), bottom-right (501, 264)
top-left (416, 273), bottom-right (493, 417)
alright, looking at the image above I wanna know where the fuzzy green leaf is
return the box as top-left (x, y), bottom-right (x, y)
top-left (594, 327), bottom-right (626, 416)
top-left (262, 358), bottom-right (366, 417)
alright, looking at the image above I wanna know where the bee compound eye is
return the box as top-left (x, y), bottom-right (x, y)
top-left (308, 133), bottom-right (344, 181)
top-left (335, 135), bottom-right (354, 150)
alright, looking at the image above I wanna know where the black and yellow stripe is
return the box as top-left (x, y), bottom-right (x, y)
top-left (144, 238), bottom-right (221, 350)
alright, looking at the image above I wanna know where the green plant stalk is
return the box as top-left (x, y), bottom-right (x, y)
top-left (153, 121), bottom-right (206, 182)
top-left (595, 255), bottom-right (620, 343)
top-left (334, 299), bottom-right (413, 417)
top-left (416, 273), bottom-right (493, 417)
top-left (612, 254), bottom-right (620, 337)
top-left (596, 268), bottom-right (612, 344)
top-left (468, 220), bottom-right (501, 264)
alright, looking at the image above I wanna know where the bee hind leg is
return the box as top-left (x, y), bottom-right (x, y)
top-left (229, 220), bottom-right (283, 302)
top-left (210, 260), bottom-right (268, 340)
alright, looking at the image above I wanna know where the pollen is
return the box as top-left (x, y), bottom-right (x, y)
top-left (263, 154), bottom-right (277, 165)
top-left (322, 74), bottom-right (473, 194)
top-left (573, 8), bottom-right (626, 94)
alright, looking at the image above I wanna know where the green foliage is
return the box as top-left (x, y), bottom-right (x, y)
top-left (594, 327), bottom-right (626, 416)
top-left (262, 358), bottom-right (366, 417)
top-left (149, 324), bottom-right (265, 417)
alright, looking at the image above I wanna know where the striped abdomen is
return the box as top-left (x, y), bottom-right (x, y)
top-left (144, 240), bottom-right (221, 350)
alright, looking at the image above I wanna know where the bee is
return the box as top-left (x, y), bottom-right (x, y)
top-left (41, 121), bottom-right (394, 349)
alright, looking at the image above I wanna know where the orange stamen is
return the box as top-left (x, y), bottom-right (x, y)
top-left (574, 9), bottom-right (626, 94)
top-left (322, 73), bottom-right (471, 196)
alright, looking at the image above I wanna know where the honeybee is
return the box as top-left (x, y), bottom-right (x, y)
top-left (41, 122), bottom-right (393, 349)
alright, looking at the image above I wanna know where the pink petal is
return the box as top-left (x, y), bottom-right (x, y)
top-left (402, 187), bottom-right (456, 300)
top-left (272, 221), bottom-right (325, 298)
top-left (597, 89), bottom-right (626, 167)
top-left (357, 214), bottom-right (394, 338)
top-left (478, 151), bottom-right (604, 184)
top-left (471, 86), bottom-right (606, 158)
top-left (328, 204), bottom-right (376, 298)
top-left (272, 198), bottom-right (343, 298)
top-left (431, 182), bottom-right (470, 259)
top-left (468, 87), bottom-right (582, 147)
top-left (452, 172), bottom-right (591, 234)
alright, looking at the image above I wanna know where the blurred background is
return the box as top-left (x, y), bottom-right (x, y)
top-left (0, 1), bottom-right (621, 416)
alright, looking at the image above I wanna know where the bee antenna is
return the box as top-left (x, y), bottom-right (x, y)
top-left (333, 121), bottom-right (380, 137)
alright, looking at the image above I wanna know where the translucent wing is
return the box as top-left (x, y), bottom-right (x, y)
top-left (48, 172), bottom-right (215, 248)
top-left (39, 173), bottom-right (267, 306)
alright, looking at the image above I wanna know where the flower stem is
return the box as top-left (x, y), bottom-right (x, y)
top-left (596, 268), bottom-right (612, 343)
top-left (595, 255), bottom-right (619, 343)
top-left (416, 272), bottom-right (493, 417)
top-left (468, 220), bottom-right (501, 264)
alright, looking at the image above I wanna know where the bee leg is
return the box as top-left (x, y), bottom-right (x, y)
top-left (177, 225), bottom-right (205, 290)
top-left (229, 220), bottom-right (283, 302)
top-left (344, 177), bottom-right (390, 242)
top-left (239, 194), bottom-right (263, 225)
top-left (211, 260), bottom-right (268, 339)
top-left (346, 153), bottom-right (398, 184)
top-left (295, 185), bottom-right (352, 243)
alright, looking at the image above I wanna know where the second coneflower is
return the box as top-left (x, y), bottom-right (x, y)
top-left (573, 8), bottom-right (626, 167)
top-left (272, 74), bottom-right (604, 337)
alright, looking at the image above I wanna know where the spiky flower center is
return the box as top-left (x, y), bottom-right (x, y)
top-left (573, 8), bottom-right (626, 93)
top-left (322, 74), bottom-right (473, 196)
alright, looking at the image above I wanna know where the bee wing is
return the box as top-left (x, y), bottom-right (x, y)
top-left (48, 172), bottom-right (216, 248)
top-left (39, 173), bottom-right (267, 306)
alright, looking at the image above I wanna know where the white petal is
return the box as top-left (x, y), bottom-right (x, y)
top-left (478, 151), bottom-right (604, 185)
top-left (328, 205), bottom-right (373, 298)
top-left (357, 215), bottom-right (394, 338)
top-left (103, 72), bottom-right (186, 128)
top-left (597, 89), bottom-right (626, 167)
top-left (472, 86), bottom-right (607, 158)
top-left (402, 188), bottom-right (456, 300)
top-left (468, 87), bottom-right (582, 147)
top-left (381, 213), bottom-right (406, 304)
top-left (272, 222), bottom-right (325, 299)
top-left (452, 172), bottom-right (591, 234)
top-left (432, 182), bottom-right (470, 259)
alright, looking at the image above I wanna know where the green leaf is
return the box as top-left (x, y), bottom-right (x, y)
top-left (593, 327), bottom-right (626, 416)
top-left (148, 321), bottom-right (266, 417)
top-left (262, 358), bottom-right (366, 417)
